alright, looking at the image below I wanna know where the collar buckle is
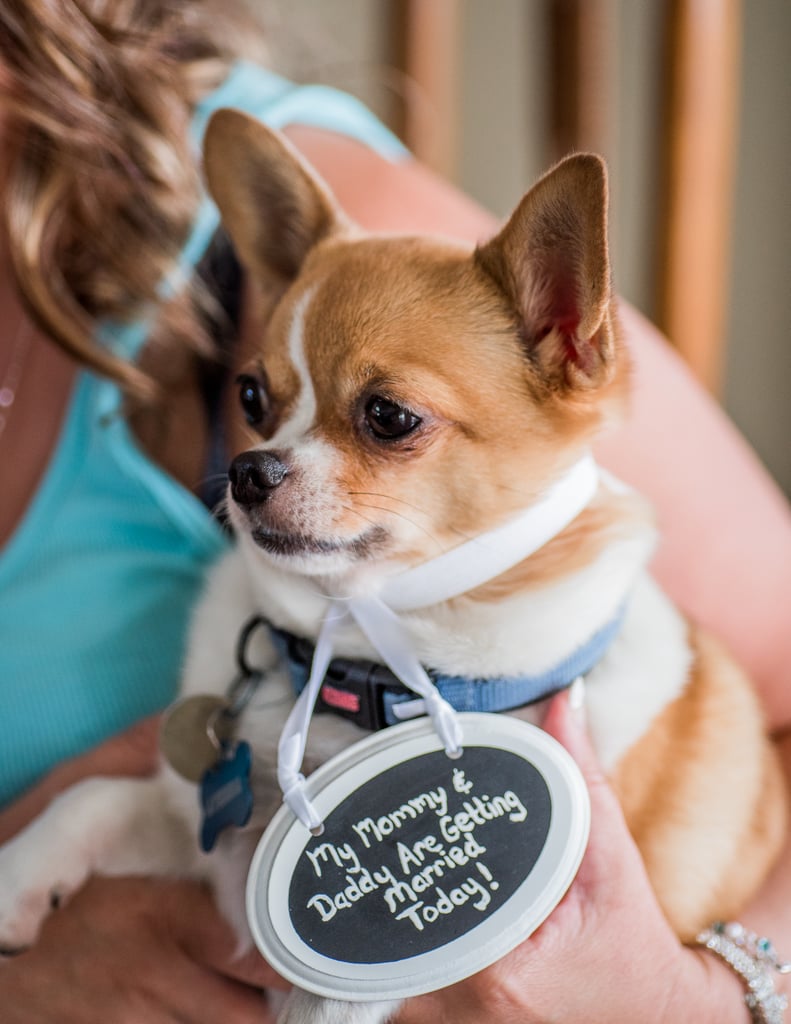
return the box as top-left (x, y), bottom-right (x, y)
top-left (273, 628), bottom-right (408, 732)
top-left (318, 657), bottom-right (400, 731)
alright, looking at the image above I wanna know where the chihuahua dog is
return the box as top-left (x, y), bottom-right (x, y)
top-left (0, 110), bottom-right (786, 1024)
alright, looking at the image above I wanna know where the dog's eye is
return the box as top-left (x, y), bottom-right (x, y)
top-left (237, 374), bottom-right (268, 427)
top-left (365, 396), bottom-right (421, 440)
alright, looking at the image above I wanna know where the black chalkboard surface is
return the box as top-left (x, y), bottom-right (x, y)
top-left (247, 714), bottom-right (589, 1002)
top-left (289, 746), bottom-right (551, 962)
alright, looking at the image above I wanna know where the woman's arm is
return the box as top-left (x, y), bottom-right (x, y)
top-left (599, 302), bottom-right (791, 730)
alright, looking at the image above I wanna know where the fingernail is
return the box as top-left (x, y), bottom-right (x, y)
top-left (568, 676), bottom-right (587, 727)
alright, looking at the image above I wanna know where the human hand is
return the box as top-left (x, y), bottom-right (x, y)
top-left (395, 689), bottom-right (748, 1024)
top-left (0, 875), bottom-right (289, 1023)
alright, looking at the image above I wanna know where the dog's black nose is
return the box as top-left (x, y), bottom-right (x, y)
top-left (229, 450), bottom-right (288, 505)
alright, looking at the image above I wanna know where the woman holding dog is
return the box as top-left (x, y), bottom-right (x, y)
top-left (0, 1), bottom-right (789, 1021)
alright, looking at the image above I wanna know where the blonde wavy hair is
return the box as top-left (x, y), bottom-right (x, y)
top-left (0, 0), bottom-right (257, 397)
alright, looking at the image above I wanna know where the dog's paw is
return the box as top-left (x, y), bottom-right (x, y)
top-left (277, 990), bottom-right (401, 1024)
top-left (0, 835), bottom-right (86, 953)
top-left (0, 883), bottom-right (59, 953)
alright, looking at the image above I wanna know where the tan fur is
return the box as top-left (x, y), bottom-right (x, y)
top-left (471, 486), bottom-right (653, 601)
top-left (204, 110), bottom-right (787, 949)
top-left (612, 627), bottom-right (787, 940)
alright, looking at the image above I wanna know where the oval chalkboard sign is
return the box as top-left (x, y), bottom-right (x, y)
top-left (246, 713), bottom-right (589, 1001)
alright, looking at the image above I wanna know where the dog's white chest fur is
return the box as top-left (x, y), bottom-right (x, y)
top-left (184, 517), bottom-right (690, 777)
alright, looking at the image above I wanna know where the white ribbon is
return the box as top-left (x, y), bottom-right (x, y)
top-left (382, 455), bottom-right (600, 610)
top-left (276, 454), bottom-right (600, 833)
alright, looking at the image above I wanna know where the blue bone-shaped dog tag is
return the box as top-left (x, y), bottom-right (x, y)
top-left (199, 740), bottom-right (253, 852)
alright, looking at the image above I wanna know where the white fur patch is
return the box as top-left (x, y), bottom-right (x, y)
top-left (270, 287), bottom-right (318, 447)
top-left (262, 286), bottom-right (347, 544)
top-left (584, 576), bottom-right (692, 771)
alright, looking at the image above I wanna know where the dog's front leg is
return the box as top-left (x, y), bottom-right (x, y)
top-left (279, 991), bottom-right (402, 1024)
top-left (0, 774), bottom-right (192, 951)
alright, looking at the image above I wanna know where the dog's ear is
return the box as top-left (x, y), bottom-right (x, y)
top-left (475, 154), bottom-right (616, 391)
top-left (203, 109), bottom-right (344, 279)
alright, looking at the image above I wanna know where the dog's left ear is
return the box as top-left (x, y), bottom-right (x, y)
top-left (203, 109), bottom-right (345, 279)
top-left (475, 154), bottom-right (615, 391)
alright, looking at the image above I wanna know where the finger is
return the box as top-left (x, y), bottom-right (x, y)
top-left (224, 945), bottom-right (292, 992)
top-left (165, 881), bottom-right (288, 991)
top-left (91, 715), bottom-right (162, 776)
top-left (542, 686), bottom-right (645, 884)
top-left (152, 949), bottom-right (279, 1024)
top-left (59, 716), bottom-right (161, 786)
top-left (542, 684), bottom-right (603, 782)
top-left (52, 947), bottom-right (277, 1024)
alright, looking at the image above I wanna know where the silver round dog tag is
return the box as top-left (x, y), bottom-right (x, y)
top-left (160, 695), bottom-right (234, 781)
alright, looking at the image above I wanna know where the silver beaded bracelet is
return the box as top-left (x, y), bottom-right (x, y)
top-left (696, 922), bottom-right (790, 1024)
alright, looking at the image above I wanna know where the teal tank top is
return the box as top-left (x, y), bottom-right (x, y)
top-left (0, 63), bottom-right (406, 807)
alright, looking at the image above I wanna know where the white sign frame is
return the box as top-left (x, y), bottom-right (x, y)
top-left (246, 713), bottom-right (590, 1001)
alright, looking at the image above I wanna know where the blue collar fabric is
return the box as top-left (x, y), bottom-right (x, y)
top-left (270, 608), bottom-right (625, 733)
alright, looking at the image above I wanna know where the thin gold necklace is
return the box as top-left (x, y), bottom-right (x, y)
top-left (0, 318), bottom-right (34, 440)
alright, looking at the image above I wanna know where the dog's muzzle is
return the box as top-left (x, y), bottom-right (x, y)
top-left (229, 450), bottom-right (288, 506)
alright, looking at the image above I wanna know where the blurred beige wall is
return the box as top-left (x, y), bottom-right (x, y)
top-left (255, 0), bottom-right (790, 498)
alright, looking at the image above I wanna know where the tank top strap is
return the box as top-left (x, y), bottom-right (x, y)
top-left (98, 63), bottom-right (407, 362)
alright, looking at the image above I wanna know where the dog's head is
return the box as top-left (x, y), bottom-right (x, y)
top-left (204, 110), bottom-right (629, 588)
